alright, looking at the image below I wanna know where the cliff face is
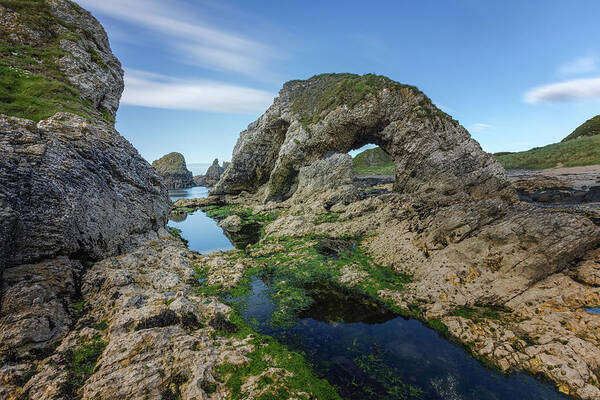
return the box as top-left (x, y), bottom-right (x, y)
top-left (213, 73), bottom-right (515, 203)
top-left (0, 0), bottom-right (169, 376)
top-left (152, 152), bottom-right (195, 189)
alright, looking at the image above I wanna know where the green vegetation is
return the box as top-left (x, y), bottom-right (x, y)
top-left (203, 204), bottom-right (279, 238)
top-left (61, 334), bottom-right (106, 395)
top-left (290, 73), bottom-right (418, 129)
top-left (450, 304), bottom-right (509, 323)
top-left (249, 236), bottom-right (412, 326)
top-left (494, 134), bottom-right (600, 169)
top-left (167, 226), bottom-right (189, 247)
top-left (0, 0), bottom-right (101, 121)
top-left (563, 115), bottom-right (600, 142)
top-left (216, 333), bottom-right (341, 400)
top-left (353, 160), bottom-right (395, 175)
top-left (313, 210), bottom-right (345, 225)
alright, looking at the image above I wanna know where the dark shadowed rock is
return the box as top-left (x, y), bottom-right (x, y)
top-left (152, 152), bottom-right (194, 189)
top-left (213, 73), bottom-right (515, 203)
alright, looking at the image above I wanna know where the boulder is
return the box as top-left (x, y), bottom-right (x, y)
top-left (152, 152), bottom-right (194, 189)
top-left (212, 73), bottom-right (516, 203)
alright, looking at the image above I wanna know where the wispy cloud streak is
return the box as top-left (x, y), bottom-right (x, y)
top-left (524, 77), bottom-right (600, 103)
top-left (77, 0), bottom-right (274, 76)
top-left (121, 69), bottom-right (274, 113)
top-left (558, 56), bottom-right (598, 76)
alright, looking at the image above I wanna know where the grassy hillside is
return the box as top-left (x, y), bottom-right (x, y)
top-left (353, 147), bottom-right (395, 175)
top-left (494, 134), bottom-right (600, 170)
top-left (0, 0), bottom-right (98, 121)
top-left (562, 115), bottom-right (600, 142)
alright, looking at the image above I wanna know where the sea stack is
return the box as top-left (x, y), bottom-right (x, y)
top-left (152, 152), bottom-right (195, 189)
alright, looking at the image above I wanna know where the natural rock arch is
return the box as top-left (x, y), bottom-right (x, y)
top-left (213, 73), bottom-right (515, 203)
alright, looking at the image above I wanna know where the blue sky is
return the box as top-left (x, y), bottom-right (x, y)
top-left (77, 0), bottom-right (600, 164)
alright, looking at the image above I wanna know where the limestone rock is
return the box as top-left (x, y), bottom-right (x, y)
top-left (213, 73), bottom-right (516, 203)
top-left (0, 113), bottom-right (169, 269)
top-left (152, 152), bottom-right (194, 189)
top-left (195, 158), bottom-right (226, 187)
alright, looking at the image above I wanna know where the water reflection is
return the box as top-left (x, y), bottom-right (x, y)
top-left (239, 277), bottom-right (567, 400)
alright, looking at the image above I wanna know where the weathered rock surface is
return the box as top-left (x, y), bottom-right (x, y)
top-left (206, 73), bottom-right (600, 398)
top-left (0, 2), bottom-right (171, 396)
top-left (194, 158), bottom-right (226, 187)
top-left (0, 113), bottom-right (169, 270)
top-left (213, 73), bottom-right (516, 203)
top-left (152, 152), bottom-right (194, 189)
top-left (0, 0), bottom-right (124, 119)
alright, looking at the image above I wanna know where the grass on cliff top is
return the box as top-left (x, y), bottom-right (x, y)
top-left (289, 73), bottom-right (416, 128)
top-left (494, 134), bottom-right (600, 169)
top-left (0, 0), bottom-right (103, 121)
top-left (562, 114), bottom-right (600, 142)
top-left (152, 152), bottom-right (188, 173)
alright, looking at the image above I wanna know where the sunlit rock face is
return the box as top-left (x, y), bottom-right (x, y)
top-left (152, 152), bottom-right (195, 189)
top-left (212, 73), bottom-right (516, 203)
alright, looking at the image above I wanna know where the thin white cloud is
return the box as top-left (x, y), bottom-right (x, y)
top-left (77, 0), bottom-right (275, 76)
top-left (121, 69), bottom-right (274, 114)
top-left (470, 123), bottom-right (494, 133)
top-left (524, 77), bottom-right (600, 103)
top-left (558, 56), bottom-right (598, 76)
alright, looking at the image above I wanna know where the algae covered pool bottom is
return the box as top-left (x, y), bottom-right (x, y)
top-left (237, 278), bottom-right (566, 400)
top-left (168, 187), bottom-right (566, 399)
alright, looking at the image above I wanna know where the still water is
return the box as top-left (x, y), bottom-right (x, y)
top-left (170, 187), bottom-right (566, 399)
top-left (168, 187), bottom-right (234, 253)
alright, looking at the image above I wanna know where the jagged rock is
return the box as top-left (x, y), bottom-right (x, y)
top-left (195, 158), bottom-right (226, 187)
top-left (152, 152), bottom-right (194, 189)
top-left (213, 73), bottom-right (516, 203)
top-left (0, 1), bottom-right (169, 391)
top-left (0, 113), bottom-right (169, 270)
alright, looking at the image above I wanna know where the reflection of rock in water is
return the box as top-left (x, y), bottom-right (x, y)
top-left (168, 212), bottom-right (188, 222)
top-left (430, 375), bottom-right (462, 400)
top-left (221, 222), bottom-right (262, 249)
top-left (299, 283), bottom-right (396, 324)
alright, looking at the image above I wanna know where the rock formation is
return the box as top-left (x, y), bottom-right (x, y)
top-left (213, 73), bottom-right (515, 203)
top-left (194, 158), bottom-right (226, 187)
top-left (0, 1), bottom-right (171, 396)
top-left (152, 152), bottom-right (194, 189)
top-left (208, 73), bottom-right (600, 398)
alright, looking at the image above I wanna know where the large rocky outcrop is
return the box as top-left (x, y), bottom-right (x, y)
top-left (208, 73), bottom-right (600, 398)
top-left (194, 158), bottom-right (225, 187)
top-left (0, 113), bottom-right (169, 269)
top-left (0, 0), bottom-right (124, 120)
top-left (213, 73), bottom-right (515, 203)
top-left (152, 152), bottom-right (194, 189)
top-left (0, 0), bottom-right (169, 382)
